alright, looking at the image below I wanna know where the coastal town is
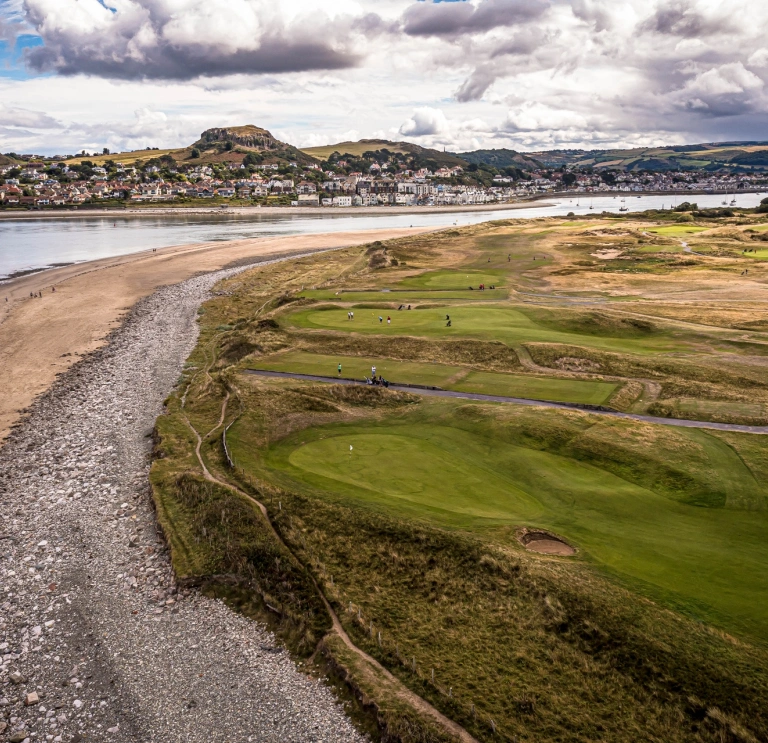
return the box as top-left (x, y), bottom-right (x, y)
top-left (1, 151), bottom-right (766, 210)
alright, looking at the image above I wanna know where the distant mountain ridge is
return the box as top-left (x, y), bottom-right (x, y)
top-left (522, 141), bottom-right (768, 171)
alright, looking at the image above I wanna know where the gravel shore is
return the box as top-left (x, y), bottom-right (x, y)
top-left (0, 265), bottom-right (366, 742)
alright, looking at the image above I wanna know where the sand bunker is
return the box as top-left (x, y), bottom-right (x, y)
top-left (521, 530), bottom-right (576, 556)
top-left (591, 249), bottom-right (623, 259)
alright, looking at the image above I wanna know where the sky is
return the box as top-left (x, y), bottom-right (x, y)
top-left (1, 0), bottom-right (767, 156)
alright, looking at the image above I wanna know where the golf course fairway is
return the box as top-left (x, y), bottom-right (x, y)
top-left (287, 305), bottom-right (687, 355)
top-left (253, 350), bottom-right (619, 404)
top-left (255, 416), bottom-right (768, 641)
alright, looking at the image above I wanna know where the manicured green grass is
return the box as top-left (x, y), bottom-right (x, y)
top-left (647, 225), bottom-right (709, 236)
top-left (396, 269), bottom-right (505, 289)
top-left (286, 305), bottom-right (687, 355)
top-left (299, 289), bottom-right (507, 302)
top-left (252, 350), bottom-right (618, 404)
top-left (255, 350), bottom-right (464, 388)
top-left (452, 370), bottom-right (616, 404)
top-left (253, 409), bottom-right (768, 641)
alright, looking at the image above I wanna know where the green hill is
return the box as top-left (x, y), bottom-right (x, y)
top-left (0, 154), bottom-right (22, 167)
top-left (456, 148), bottom-right (542, 170)
top-left (528, 141), bottom-right (768, 172)
top-left (65, 125), bottom-right (319, 168)
top-left (301, 138), bottom-right (467, 167)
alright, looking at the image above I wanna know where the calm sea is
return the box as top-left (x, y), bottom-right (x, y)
top-left (1, 192), bottom-right (764, 280)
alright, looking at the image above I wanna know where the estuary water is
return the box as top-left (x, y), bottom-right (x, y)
top-left (0, 191), bottom-right (764, 280)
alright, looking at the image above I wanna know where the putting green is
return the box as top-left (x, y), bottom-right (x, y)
top-left (255, 419), bottom-right (768, 640)
top-left (396, 269), bottom-right (505, 289)
top-left (253, 351), bottom-right (618, 405)
top-left (287, 305), bottom-right (685, 355)
top-left (648, 225), bottom-right (709, 236)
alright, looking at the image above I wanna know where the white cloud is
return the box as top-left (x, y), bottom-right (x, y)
top-left (399, 107), bottom-right (450, 137)
top-left (748, 48), bottom-right (768, 68)
top-left (501, 103), bottom-right (589, 133)
top-left (0, 105), bottom-right (61, 129)
top-left (1, 0), bottom-right (768, 155)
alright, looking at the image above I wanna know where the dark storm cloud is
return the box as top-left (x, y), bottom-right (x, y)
top-left (20, 0), bottom-right (366, 80)
top-left (640, 0), bottom-right (733, 38)
top-left (455, 66), bottom-right (497, 101)
top-left (402, 0), bottom-right (548, 38)
top-left (25, 40), bottom-right (359, 80)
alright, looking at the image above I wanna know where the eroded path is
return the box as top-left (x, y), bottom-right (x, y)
top-left (184, 396), bottom-right (478, 743)
top-left (0, 266), bottom-right (365, 742)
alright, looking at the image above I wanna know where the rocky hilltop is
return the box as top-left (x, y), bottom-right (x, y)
top-left (194, 125), bottom-right (281, 151)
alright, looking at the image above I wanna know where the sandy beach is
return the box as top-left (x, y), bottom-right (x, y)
top-left (0, 225), bottom-right (434, 440)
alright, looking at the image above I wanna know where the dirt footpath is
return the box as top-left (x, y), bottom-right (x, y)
top-left (0, 227), bottom-right (432, 441)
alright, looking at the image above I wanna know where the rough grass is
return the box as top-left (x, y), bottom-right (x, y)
top-left (266, 485), bottom-right (768, 743)
top-left (294, 332), bottom-right (525, 372)
top-left (151, 466), bottom-right (331, 654)
top-left (524, 342), bottom-right (768, 423)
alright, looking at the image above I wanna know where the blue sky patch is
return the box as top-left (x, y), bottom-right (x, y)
top-left (0, 34), bottom-right (45, 80)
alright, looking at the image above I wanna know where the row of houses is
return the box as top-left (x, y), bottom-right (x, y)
top-left (0, 169), bottom-right (510, 207)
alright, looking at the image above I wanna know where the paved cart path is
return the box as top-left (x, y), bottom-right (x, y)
top-left (246, 369), bottom-right (768, 435)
